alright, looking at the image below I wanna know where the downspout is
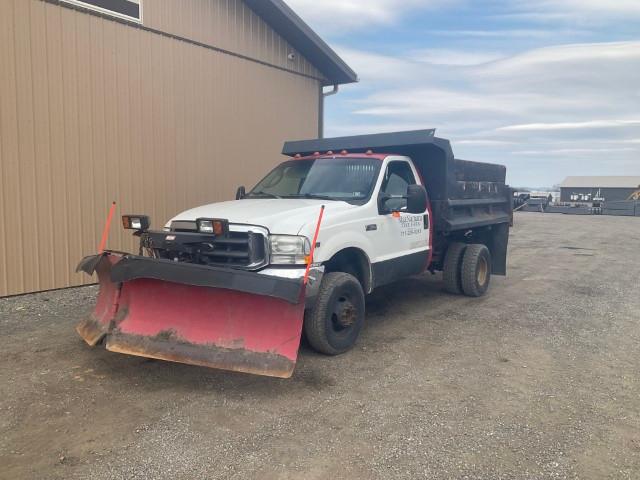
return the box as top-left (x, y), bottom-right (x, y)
top-left (319, 84), bottom-right (339, 139)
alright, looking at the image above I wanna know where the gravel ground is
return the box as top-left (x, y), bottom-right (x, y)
top-left (1, 212), bottom-right (640, 480)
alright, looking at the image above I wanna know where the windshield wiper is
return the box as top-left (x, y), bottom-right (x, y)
top-left (246, 191), bottom-right (282, 199)
top-left (284, 193), bottom-right (337, 201)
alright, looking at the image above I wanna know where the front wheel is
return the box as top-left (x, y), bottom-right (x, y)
top-left (304, 272), bottom-right (365, 355)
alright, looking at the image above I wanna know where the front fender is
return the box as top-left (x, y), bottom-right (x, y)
top-left (312, 226), bottom-right (375, 293)
top-left (315, 228), bottom-right (374, 266)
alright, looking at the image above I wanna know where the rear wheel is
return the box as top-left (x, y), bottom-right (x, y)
top-left (461, 244), bottom-right (492, 297)
top-left (443, 242), bottom-right (467, 294)
top-left (304, 272), bottom-right (365, 355)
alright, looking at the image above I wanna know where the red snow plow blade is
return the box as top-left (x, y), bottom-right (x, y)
top-left (76, 253), bottom-right (306, 378)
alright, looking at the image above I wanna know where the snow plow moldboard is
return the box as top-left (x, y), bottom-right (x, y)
top-left (76, 253), bottom-right (306, 378)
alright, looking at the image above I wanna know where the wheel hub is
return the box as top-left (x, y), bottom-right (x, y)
top-left (477, 256), bottom-right (488, 285)
top-left (334, 297), bottom-right (356, 328)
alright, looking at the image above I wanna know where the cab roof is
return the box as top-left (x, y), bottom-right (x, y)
top-left (282, 129), bottom-right (453, 159)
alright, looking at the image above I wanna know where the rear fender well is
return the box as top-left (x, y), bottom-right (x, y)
top-left (437, 224), bottom-right (509, 276)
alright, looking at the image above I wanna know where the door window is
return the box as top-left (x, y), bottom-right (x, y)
top-left (381, 161), bottom-right (416, 211)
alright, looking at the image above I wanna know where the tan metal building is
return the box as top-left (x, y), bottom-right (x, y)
top-left (0, 0), bottom-right (356, 296)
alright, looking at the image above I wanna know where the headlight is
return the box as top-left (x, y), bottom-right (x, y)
top-left (270, 235), bottom-right (311, 265)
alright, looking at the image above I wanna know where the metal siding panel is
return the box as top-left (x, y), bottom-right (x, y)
top-left (76, 8), bottom-right (97, 276)
top-left (116, 23), bottom-right (134, 246)
top-left (149, 31), bottom-right (163, 225)
top-left (30, 0), bottom-right (56, 290)
top-left (100, 18), bottom-right (120, 255)
top-left (138, 29), bottom-right (156, 226)
top-left (0, 0), bottom-right (11, 295)
top-left (1, 0), bottom-right (320, 296)
top-left (45, 2), bottom-right (72, 288)
top-left (89, 13), bottom-right (108, 256)
top-left (164, 34), bottom-right (178, 219)
top-left (15, 0), bottom-right (41, 293)
top-left (0, 0), bottom-right (24, 295)
top-left (138, 0), bottom-right (322, 80)
top-left (62, 7), bottom-right (87, 289)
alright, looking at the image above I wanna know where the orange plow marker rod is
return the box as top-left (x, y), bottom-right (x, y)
top-left (98, 202), bottom-right (117, 253)
top-left (304, 205), bottom-right (325, 285)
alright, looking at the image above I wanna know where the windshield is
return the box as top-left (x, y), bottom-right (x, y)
top-left (248, 158), bottom-right (381, 203)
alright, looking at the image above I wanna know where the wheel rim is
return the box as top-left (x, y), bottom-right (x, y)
top-left (477, 256), bottom-right (488, 286)
top-left (330, 294), bottom-right (357, 334)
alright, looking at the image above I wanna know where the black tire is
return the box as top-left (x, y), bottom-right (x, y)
top-left (304, 272), bottom-right (365, 355)
top-left (443, 242), bottom-right (467, 294)
top-left (461, 244), bottom-right (491, 297)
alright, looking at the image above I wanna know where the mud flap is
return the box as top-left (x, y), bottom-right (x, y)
top-left (76, 254), bottom-right (306, 378)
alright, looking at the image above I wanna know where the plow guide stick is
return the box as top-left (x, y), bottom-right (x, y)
top-left (304, 205), bottom-right (325, 285)
top-left (98, 202), bottom-right (117, 253)
top-left (77, 206), bottom-right (326, 378)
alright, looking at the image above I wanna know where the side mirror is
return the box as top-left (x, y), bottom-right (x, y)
top-left (406, 184), bottom-right (428, 214)
top-left (236, 186), bottom-right (246, 200)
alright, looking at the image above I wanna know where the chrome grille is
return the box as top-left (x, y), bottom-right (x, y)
top-left (168, 221), bottom-right (267, 269)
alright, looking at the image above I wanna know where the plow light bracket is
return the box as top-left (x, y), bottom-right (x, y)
top-left (196, 218), bottom-right (229, 236)
top-left (122, 215), bottom-right (151, 232)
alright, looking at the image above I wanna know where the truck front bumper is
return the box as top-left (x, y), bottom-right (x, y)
top-left (77, 253), bottom-right (324, 306)
top-left (257, 266), bottom-right (325, 307)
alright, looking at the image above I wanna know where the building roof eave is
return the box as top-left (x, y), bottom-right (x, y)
top-left (244, 0), bottom-right (358, 86)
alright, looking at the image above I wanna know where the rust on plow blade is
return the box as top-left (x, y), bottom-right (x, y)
top-left (76, 254), bottom-right (306, 378)
top-left (76, 254), bottom-right (121, 346)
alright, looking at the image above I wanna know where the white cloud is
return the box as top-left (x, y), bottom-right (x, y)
top-left (512, 147), bottom-right (637, 155)
top-left (339, 41), bottom-right (640, 126)
top-left (432, 29), bottom-right (584, 38)
top-left (334, 47), bottom-right (424, 83)
top-left (497, 120), bottom-right (640, 132)
top-left (410, 49), bottom-right (505, 66)
top-left (483, 42), bottom-right (640, 73)
top-left (284, 0), bottom-right (439, 31)
top-left (457, 140), bottom-right (516, 146)
top-left (513, 0), bottom-right (640, 18)
top-left (487, 0), bottom-right (640, 29)
top-left (325, 40), bottom-right (640, 185)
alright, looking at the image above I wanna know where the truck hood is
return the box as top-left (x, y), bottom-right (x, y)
top-left (168, 199), bottom-right (358, 235)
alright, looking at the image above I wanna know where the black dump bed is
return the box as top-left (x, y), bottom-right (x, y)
top-left (283, 129), bottom-right (512, 234)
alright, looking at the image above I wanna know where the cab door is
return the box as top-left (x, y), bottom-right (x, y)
top-left (372, 160), bottom-right (430, 287)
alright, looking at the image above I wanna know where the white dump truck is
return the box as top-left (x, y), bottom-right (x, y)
top-left (77, 130), bottom-right (512, 378)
